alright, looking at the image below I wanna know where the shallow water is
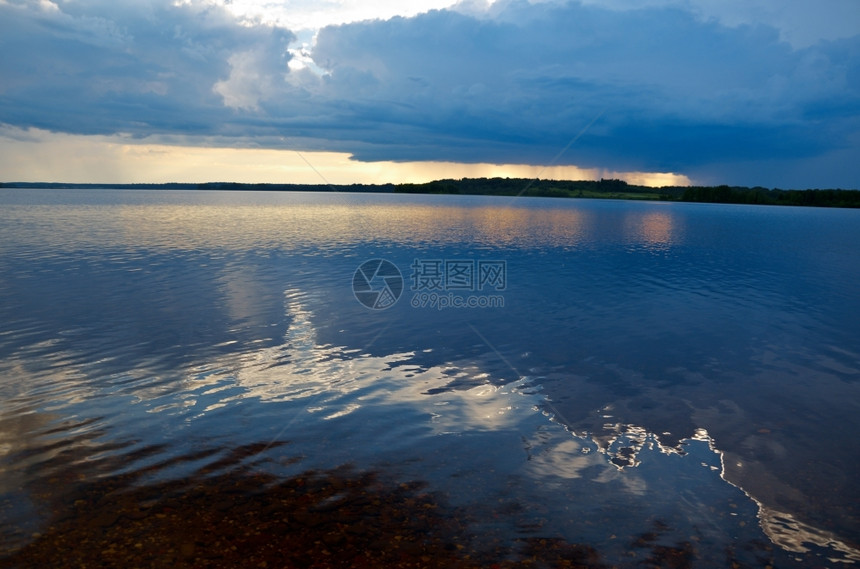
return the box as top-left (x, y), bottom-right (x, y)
top-left (1, 189), bottom-right (858, 566)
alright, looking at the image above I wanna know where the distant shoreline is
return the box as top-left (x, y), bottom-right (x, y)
top-left (2, 178), bottom-right (859, 208)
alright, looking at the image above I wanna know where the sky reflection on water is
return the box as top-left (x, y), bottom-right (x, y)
top-left (1, 189), bottom-right (859, 565)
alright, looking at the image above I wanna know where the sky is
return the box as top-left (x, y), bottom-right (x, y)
top-left (1, 0), bottom-right (858, 188)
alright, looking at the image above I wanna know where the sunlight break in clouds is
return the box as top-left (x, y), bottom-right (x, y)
top-left (213, 0), bottom-right (462, 31)
top-left (0, 126), bottom-right (690, 186)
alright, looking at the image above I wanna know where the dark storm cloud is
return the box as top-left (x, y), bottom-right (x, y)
top-left (306, 3), bottom-right (859, 177)
top-left (0, 0), bottom-right (294, 134)
top-left (1, 0), bottom-right (858, 186)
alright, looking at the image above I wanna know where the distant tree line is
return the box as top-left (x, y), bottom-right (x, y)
top-left (677, 185), bottom-right (860, 207)
top-left (0, 182), bottom-right (395, 193)
top-left (3, 179), bottom-right (859, 208)
top-left (394, 178), bottom-right (860, 207)
top-left (394, 177), bottom-right (665, 197)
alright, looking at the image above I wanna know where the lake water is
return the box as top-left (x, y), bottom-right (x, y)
top-left (1, 189), bottom-right (858, 567)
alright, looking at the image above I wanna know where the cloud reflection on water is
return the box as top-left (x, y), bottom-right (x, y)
top-left (3, 274), bottom-right (858, 564)
top-left (195, 282), bottom-right (860, 564)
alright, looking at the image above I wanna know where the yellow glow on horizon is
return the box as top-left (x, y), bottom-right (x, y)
top-left (0, 125), bottom-right (692, 187)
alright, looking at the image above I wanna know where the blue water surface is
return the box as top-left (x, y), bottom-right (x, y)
top-left (1, 189), bottom-right (858, 566)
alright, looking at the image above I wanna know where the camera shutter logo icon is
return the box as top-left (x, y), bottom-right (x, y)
top-left (352, 259), bottom-right (404, 310)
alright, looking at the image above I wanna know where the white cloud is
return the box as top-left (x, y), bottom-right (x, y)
top-left (214, 48), bottom-right (284, 110)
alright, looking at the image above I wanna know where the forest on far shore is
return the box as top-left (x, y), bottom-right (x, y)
top-left (4, 178), bottom-right (860, 208)
top-left (395, 178), bottom-right (860, 208)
